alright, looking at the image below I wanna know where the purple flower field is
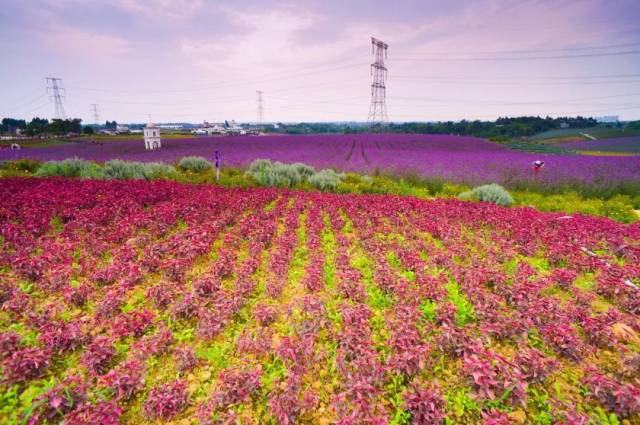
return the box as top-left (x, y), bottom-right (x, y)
top-left (557, 136), bottom-right (640, 153)
top-left (2, 134), bottom-right (639, 185)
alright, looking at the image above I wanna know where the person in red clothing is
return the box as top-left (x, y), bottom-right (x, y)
top-left (531, 160), bottom-right (545, 174)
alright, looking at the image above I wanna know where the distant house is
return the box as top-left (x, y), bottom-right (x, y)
top-left (144, 122), bottom-right (161, 150)
top-left (116, 125), bottom-right (130, 134)
top-left (595, 116), bottom-right (619, 124)
top-left (559, 122), bottom-right (569, 129)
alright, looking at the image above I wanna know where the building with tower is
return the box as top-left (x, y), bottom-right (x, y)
top-left (143, 122), bottom-right (161, 150)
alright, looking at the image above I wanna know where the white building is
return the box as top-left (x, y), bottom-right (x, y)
top-left (144, 122), bottom-right (161, 150)
top-left (595, 116), bottom-right (619, 124)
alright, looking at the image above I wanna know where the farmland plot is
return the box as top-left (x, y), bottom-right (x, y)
top-left (1, 177), bottom-right (639, 424)
top-left (2, 134), bottom-right (640, 186)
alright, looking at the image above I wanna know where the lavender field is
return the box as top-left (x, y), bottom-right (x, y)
top-left (2, 134), bottom-right (640, 185)
top-left (557, 136), bottom-right (640, 154)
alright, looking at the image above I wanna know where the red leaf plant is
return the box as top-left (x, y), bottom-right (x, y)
top-left (80, 335), bottom-right (116, 375)
top-left (143, 379), bottom-right (189, 420)
top-left (2, 346), bottom-right (51, 384)
top-left (99, 359), bottom-right (146, 400)
top-left (26, 375), bottom-right (87, 425)
top-left (403, 380), bottom-right (446, 425)
top-left (582, 366), bottom-right (640, 418)
top-left (64, 400), bottom-right (122, 425)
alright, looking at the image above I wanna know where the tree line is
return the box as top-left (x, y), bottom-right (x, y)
top-left (1, 117), bottom-right (83, 136)
top-left (274, 116), bottom-right (606, 138)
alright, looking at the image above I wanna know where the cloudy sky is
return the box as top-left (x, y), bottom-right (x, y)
top-left (1, 0), bottom-right (640, 123)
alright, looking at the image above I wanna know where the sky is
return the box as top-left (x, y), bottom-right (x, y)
top-left (1, 0), bottom-right (640, 124)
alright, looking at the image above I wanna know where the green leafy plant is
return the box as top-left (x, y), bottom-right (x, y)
top-left (36, 158), bottom-right (104, 179)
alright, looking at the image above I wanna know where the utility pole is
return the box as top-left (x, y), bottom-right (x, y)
top-left (46, 77), bottom-right (66, 120)
top-left (256, 90), bottom-right (264, 125)
top-left (90, 103), bottom-right (100, 125)
top-left (367, 37), bottom-right (388, 127)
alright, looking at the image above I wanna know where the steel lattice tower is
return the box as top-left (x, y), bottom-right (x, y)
top-left (256, 90), bottom-right (264, 125)
top-left (90, 103), bottom-right (100, 125)
top-left (367, 37), bottom-right (388, 126)
top-left (46, 77), bottom-right (66, 120)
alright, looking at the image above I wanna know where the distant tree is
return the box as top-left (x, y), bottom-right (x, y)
top-left (24, 117), bottom-right (49, 136)
top-left (1, 118), bottom-right (27, 133)
top-left (83, 126), bottom-right (95, 134)
top-left (105, 120), bottom-right (117, 130)
top-left (48, 118), bottom-right (82, 135)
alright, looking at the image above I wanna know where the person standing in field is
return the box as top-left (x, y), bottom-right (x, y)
top-left (531, 160), bottom-right (545, 174)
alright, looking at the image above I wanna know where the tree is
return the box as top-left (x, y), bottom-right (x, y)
top-left (83, 126), bottom-right (95, 135)
top-left (24, 117), bottom-right (49, 136)
top-left (1, 118), bottom-right (27, 133)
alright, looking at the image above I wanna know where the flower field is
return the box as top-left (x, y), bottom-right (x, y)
top-left (2, 134), bottom-right (640, 187)
top-left (1, 177), bottom-right (640, 424)
top-left (557, 136), bottom-right (640, 154)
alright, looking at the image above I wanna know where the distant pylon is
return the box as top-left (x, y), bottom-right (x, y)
top-left (367, 37), bottom-right (388, 126)
top-left (256, 90), bottom-right (264, 125)
top-left (46, 77), bottom-right (66, 120)
top-left (90, 104), bottom-right (100, 125)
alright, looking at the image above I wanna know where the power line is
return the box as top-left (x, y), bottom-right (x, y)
top-left (394, 41), bottom-right (640, 56)
top-left (392, 77), bottom-right (640, 86)
top-left (393, 49), bottom-right (640, 62)
top-left (65, 61), bottom-right (369, 95)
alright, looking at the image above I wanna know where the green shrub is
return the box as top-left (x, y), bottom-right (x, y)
top-left (441, 182), bottom-right (471, 197)
top-left (513, 191), bottom-right (637, 223)
top-left (247, 159), bottom-right (302, 187)
top-left (178, 156), bottom-right (213, 173)
top-left (460, 183), bottom-right (514, 206)
top-left (12, 159), bottom-right (41, 173)
top-left (309, 169), bottom-right (345, 191)
top-left (599, 195), bottom-right (637, 223)
top-left (291, 162), bottom-right (316, 178)
top-left (103, 160), bottom-right (175, 180)
top-left (142, 162), bottom-right (176, 180)
top-left (35, 158), bottom-right (104, 179)
top-left (104, 159), bottom-right (146, 180)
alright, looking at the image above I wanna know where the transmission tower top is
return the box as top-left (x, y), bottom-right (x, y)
top-left (46, 77), bottom-right (67, 120)
top-left (367, 37), bottom-right (389, 127)
top-left (90, 103), bottom-right (100, 125)
top-left (256, 90), bottom-right (264, 125)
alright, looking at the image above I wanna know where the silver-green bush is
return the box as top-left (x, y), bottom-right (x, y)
top-left (104, 160), bottom-right (175, 180)
top-left (247, 159), bottom-right (303, 187)
top-left (459, 183), bottom-right (514, 206)
top-left (309, 169), bottom-right (345, 190)
top-left (291, 162), bottom-right (316, 178)
top-left (35, 158), bottom-right (105, 179)
top-left (178, 156), bottom-right (212, 173)
top-left (143, 162), bottom-right (176, 180)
